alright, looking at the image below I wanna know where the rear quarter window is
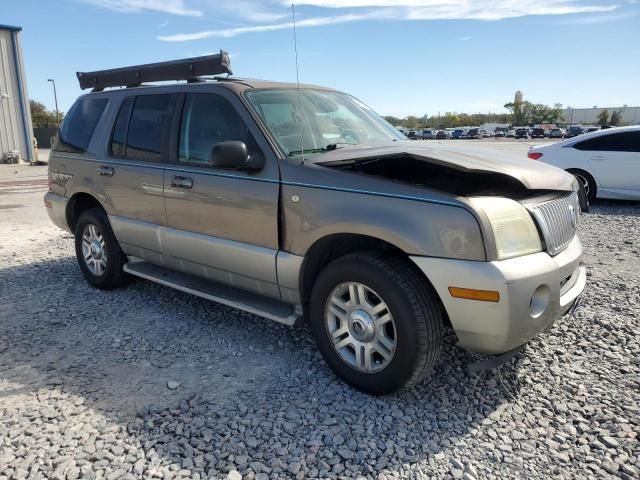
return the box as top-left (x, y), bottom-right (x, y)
top-left (53, 97), bottom-right (108, 153)
top-left (574, 131), bottom-right (640, 153)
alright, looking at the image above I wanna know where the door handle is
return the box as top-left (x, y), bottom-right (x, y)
top-left (591, 155), bottom-right (606, 161)
top-left (171, 175), bottom-right (193, 189)
top-left (97, 166), bottom-right (114, 177)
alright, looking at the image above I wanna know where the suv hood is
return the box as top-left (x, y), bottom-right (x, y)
top-left (314, 142), bottom-right (573, 191)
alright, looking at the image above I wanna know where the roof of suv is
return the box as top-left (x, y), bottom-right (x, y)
top-left (83, 77), bottom-right (337, 97)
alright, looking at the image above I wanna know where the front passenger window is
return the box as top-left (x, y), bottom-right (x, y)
top-left (179, 94), bottom-right (254, 166)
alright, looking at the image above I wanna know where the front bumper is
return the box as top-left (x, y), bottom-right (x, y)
top-left (44, 192), bottom-right (71, 233)
top-left (411, 236), bottom-right (586, 354)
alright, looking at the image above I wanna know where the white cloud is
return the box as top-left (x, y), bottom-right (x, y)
top-left (82, 0), bottom-right (202, 16)
top-left (555, 10), bottom-right (635, 24)
top-left (289, 1), bottom-right (619, 20)
top-left (158, 19), bottom-right (169, 28)
top-left (159, 11), bottom-right (386, 41)
top-left (158, 0), bottom-right (621, 41)
top-left (458, 36), bottom-right (472, 41)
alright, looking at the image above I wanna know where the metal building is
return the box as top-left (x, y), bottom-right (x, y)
top-left (562, 106), bottom-right (640, 126)
top-left (0, 24), bottom-right (33, 162)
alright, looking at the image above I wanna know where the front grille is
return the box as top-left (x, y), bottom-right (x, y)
top-left (528, 192), bottom-right (579, 256)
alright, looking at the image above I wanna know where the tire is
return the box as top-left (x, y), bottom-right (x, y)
top-left (575, 177), bottom-right (590, 213)
top-left (568, 169), bottom-right (596, 203)
top-left (74, 207), bottom-right (129, 290)
top-left (309, 252), bottom-right (443, 395)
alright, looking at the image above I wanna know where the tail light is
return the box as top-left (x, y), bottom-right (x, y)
top-left (528, 152), bottom-right (543, 160)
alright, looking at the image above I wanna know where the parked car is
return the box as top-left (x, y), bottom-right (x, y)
top-left (466, 128), bottom-right (480, 139)
top-left (451, 129), bottom-right (465, 139)
top-left (549, 128), bottom-right (564, 138)
top-left (435, 130), bottom-right (449, 139)
top-left (45, 53), bottom-right (587, 395)
top-left (515, 128), bottom-right (529, 139)
top-left (407, 130), bottom-right (420, 140)
top-left (506, 129), bottom-right (516, 138)
top-left (565, 126), bottom-right (585, 138)
top-left (528, 126), bottom-right (640, 201)
top-left (480, 130), bottom-right (491, 138)
top-left (421, 129), bottom-right (435, 140)
top-left (531, 128), bottom-right (546, 139)
top-left (494, 130), bottom-right (506, 138)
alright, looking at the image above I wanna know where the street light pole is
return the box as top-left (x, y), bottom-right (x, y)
top-left (47, 79), bottom-right (60, 128)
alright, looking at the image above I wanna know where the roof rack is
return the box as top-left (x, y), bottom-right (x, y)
top-left (77, 50), bottom-right (232, 91)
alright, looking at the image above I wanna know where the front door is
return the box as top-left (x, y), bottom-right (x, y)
top-left (163, 91), bottom-right (281, 298)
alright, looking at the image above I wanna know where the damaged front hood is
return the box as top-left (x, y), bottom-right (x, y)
top-left (313, 142), bottom-right (574, 191)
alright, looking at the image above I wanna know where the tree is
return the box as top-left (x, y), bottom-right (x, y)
top-left (503, 102), bottom-right (522, 125)
top-left (383, 111), bottom-right (512, 130)
top-left (383, 115), bottom-right (403, 126)
top-left (596, 109), bottom-right (609, 127)
top-left (401, 116), bottom-right (418, 128)
top-left (504, 101), bottom-right (562, 125)
top-left (30, 100), bottom-right (62, 128)
top-left (610, 110), bottom-right (622, 126)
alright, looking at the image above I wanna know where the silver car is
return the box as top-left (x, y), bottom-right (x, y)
top-left (44, 54), bottom-right (586, 394)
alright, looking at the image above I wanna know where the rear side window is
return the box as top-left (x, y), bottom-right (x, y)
top-left (574, 132), bottom-right (640, 152)
top-left (53, 98), bottom-right (108, 153)
top-left (109, 94), bottom-right (175, 161)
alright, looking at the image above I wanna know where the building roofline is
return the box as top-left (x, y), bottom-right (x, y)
top-left (0, 24), bottom-right (22, 32)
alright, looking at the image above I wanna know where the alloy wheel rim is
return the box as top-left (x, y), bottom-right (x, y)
top-left (82, 224), bottom-right (108, 276)
top-left (325, 282), bottom-right (396, 373)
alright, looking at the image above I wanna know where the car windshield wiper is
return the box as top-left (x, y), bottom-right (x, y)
top-left (288, 142), bottom-right (356, 156)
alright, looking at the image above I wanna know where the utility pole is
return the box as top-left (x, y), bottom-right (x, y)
top-left (47, 79), bottom-right (60, 127)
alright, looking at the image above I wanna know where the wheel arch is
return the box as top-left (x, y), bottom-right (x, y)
top-left (300, 234), bottom-right (402, 304)
top-left (566, 168), bottom-right (597, 201)
top-left (66, 192), bottom-right (107, 233)
top-left (298, 233), bottom-right (451, 328)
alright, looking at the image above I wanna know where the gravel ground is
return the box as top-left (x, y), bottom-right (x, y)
top-left (0, 166), bottom-right (638, 480)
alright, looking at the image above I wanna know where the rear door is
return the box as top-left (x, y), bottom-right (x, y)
top-left (575, 131), bottom-right (640, 196)
top-left (163, 89), bottom-right (281, 298)
top-left (101, 93), bottom-right (177, 264)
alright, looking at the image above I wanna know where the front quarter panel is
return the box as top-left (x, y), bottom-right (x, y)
top-left (281, 162), bottom-right (486, 261)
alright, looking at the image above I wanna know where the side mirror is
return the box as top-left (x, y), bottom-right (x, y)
top-left (209, 141), bottom-right (265, 172)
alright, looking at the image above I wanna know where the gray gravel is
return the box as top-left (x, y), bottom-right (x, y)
top-left (1, 185), bottom-right (639, 479)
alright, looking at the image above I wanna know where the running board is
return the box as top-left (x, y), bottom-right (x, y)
top-left (123, 261), bottom-right (302, 326)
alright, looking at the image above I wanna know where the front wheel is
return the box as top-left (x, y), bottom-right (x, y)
top-left (74, 208), bottom-right (129, 290)
top-left (569, 169), bottom-right (597, 203)
top-left (310, 253), bottom-right (444, 395)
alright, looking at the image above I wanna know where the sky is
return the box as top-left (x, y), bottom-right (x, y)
top-left (3, 0), bottom-right (640, 117)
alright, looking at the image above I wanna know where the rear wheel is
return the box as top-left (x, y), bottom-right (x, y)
top-left (74, 208), bottom-right (129, 290)
top-left (310, 252), bottom-right (443, 395)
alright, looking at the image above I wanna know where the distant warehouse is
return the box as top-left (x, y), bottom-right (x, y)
top-left (0, 24), bottom-right (33, 162)
top-left (562, 106), bottom-right (640, 125)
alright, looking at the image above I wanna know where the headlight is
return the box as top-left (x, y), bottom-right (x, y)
top-left (471, 197), bottom-right (542, 260)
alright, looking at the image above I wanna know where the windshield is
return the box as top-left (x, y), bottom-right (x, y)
top-left (245, 89), bottom-right (404, 156)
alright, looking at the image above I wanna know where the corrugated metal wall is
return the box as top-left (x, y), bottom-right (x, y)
top-left (0, 27), bottom-right (32, 161)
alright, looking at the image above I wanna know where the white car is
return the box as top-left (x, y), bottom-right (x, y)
top-left (528, 126), bottom-right (640, 201)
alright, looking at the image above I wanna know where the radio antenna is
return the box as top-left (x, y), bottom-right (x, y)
top-left (291, 3), bottom-right (304, 162)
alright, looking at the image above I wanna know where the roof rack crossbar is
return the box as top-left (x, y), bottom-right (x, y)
top-left (77, 50), bottom-right (232, 91)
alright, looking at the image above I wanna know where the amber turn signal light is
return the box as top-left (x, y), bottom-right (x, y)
top-left (448, 287), bottom-right (500, 302)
